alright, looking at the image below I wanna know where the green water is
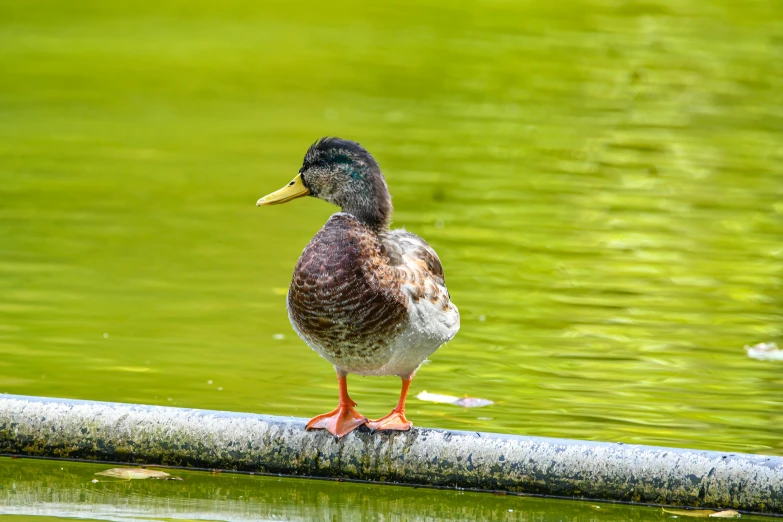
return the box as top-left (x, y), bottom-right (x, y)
top-left (1, 0), bottom-right (783, 486)
top-left (0, 457), bottom-right (773, 522)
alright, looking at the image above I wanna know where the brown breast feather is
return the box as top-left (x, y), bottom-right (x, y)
top-left (287, 213), bottom-right (410, 369)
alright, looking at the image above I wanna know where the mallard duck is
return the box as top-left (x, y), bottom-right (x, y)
top-left (257, 137), bottom-right (459, 438)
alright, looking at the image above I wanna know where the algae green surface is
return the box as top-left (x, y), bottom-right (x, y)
top-left (1, 0), bottom-right (782, 460)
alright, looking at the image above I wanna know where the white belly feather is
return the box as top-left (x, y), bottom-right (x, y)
top-left (359, 289), bottom-right (459, 377)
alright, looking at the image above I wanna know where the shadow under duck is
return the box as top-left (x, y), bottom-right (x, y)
top-left (257, 138), bottom-right (460, 438)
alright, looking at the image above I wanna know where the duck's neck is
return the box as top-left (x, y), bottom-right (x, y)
top-left (339, 173), bottom-right (392, 232)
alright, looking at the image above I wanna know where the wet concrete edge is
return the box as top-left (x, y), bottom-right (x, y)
top-left (1, 394), bottom-right (780, 514)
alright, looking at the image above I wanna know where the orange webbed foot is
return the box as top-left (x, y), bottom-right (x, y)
top-left (367, 410), bottom-right (413, 432)
top-left (306, 403), bottom-right (368, 438)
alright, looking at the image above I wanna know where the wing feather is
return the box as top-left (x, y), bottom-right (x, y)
top-left (381, 229), bottom-right (459, 344)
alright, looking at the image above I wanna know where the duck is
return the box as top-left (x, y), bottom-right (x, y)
top-left (257, 137), bottom-right (460, 438)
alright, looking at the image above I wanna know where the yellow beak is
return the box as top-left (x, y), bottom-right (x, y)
top-left (256, 173), bottom-right (310, 206)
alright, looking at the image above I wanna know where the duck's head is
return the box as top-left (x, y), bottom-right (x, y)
top-left (257, 137), bottom-right (392, 230)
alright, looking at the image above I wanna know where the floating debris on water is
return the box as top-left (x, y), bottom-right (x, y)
top-left (416, 391), bottom-right (458, 404)
top-left (94, 468), bottom-right (182, 480)
top-left (662, 507), bottom-right (739, 518)
top-left (416, 390), bottom-right (493, 408)
top-left (455, 397), bottom-right (493, 408)
top-left (745, 342), bottom-right (783, 361)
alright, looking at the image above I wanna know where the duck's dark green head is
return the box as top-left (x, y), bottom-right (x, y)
top-left (258, 137), bottom-right (392, 230)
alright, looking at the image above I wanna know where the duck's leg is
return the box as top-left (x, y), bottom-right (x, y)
top-left (367, 375), bottom-right (413, 432)
top-left (306, 370), bottom-right (367, 438)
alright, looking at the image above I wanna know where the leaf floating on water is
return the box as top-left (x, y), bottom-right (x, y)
top-left (745, 342), bottom-right (783, 361)
top-left (416, 390), bottom-right (493, 408)
top-left (662, 508), bottom-right (740, 518)
top-left (417, 391), bottom-right (460, 404)
top-left (95, 468), bottom-right (181, 480)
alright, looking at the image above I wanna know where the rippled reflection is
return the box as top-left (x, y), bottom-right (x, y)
top-left (3, 458), bottom-right (774, 522)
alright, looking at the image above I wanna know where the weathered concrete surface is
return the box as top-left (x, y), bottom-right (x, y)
top-left (1, 394), bottom-right (781, 514)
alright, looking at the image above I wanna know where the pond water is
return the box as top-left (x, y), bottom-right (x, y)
top-left (0, 457), bottom-right (773, 522)
top-left (1, 0), bottom-right (782, 517)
